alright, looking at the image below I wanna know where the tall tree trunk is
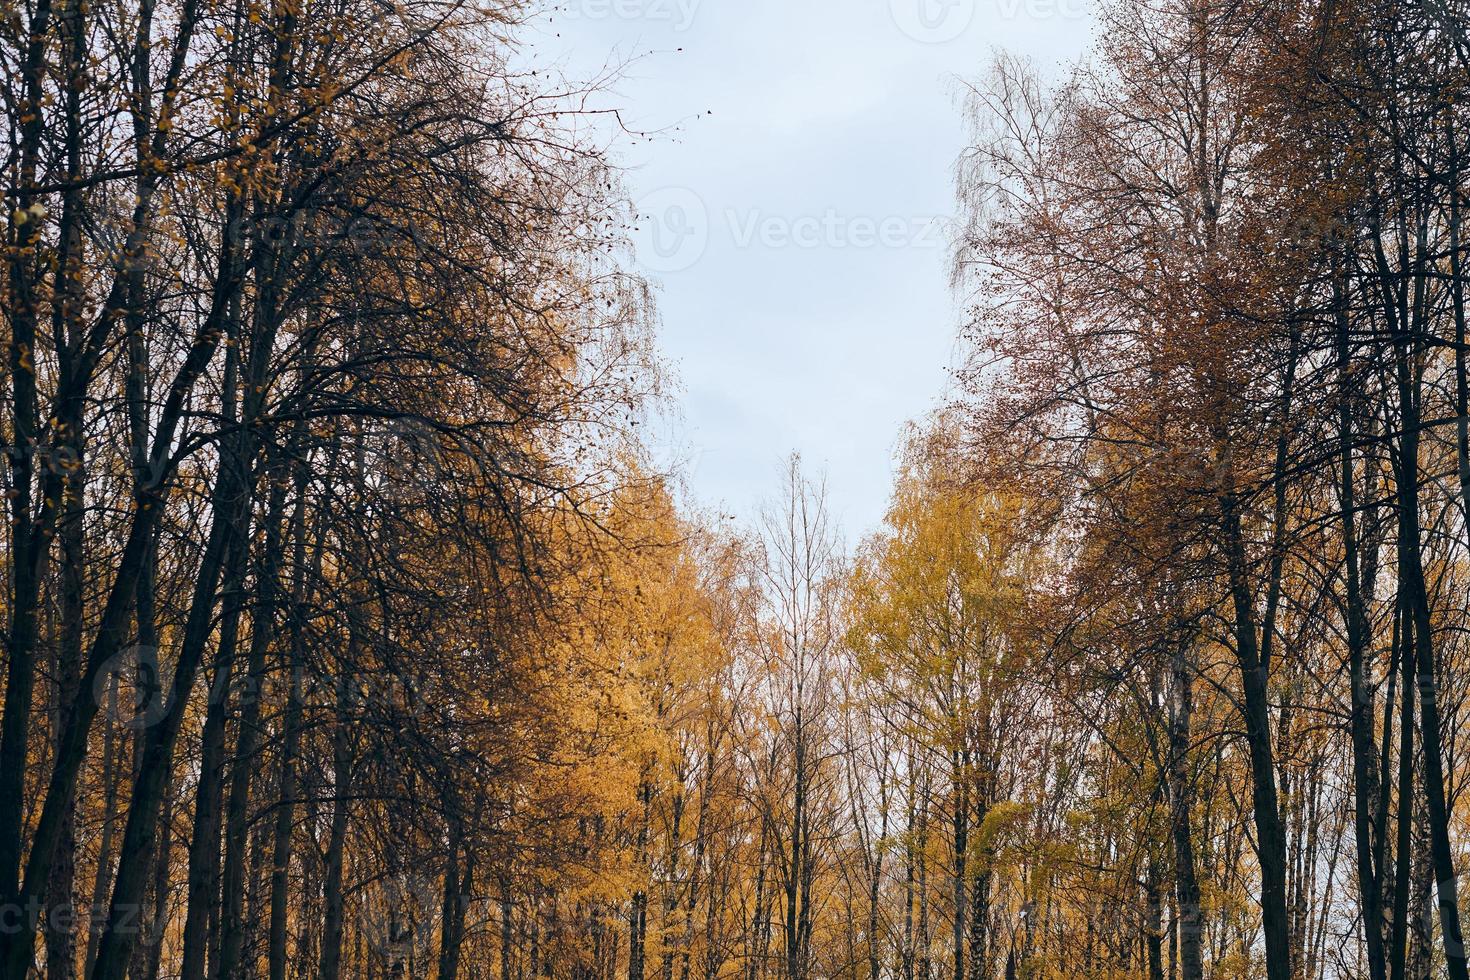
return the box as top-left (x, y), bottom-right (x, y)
top-left (903, 791), bottom-right (916, 980)
top-left (216, 481), bottom-right (289, 979)
top-left (1392, 277), bottom-right (1470, 980)
top-left (786, 716), bottom-right (808, 980)
top-left (267, 556), bottom-right (307, 980)
top-left (631, 775), bottom-right (653, 980)
top-left (1408, 821), bottom-right (1434, 980)
top-left (82, 678), bottom-right (121, 978)
top-left (501, 876), bottom-right (516, 980)
top-left (967, 865), bottom-right (989, 980)
top-left (951, 751), bottom-right (968, 980)
top-left (681, 738), bottom-right (717, 980)
top-left (1218, 485), bottom-right (1291, 980)
top-left (43, 5), bottom-right (90, 969)
top-left (46, 368), bottom-right (87, 980)
top-left (438, 827), bottom-right (475, 980)
top-left (0, 0), bottom-right (208, 958)
top-left (180, 331), bottom-right (248, 980)
top-left (1, 191), bottom-right (243, 978)
top-left (0, 0), bottom-right (59, 919)
top-left (1170, 641), bottom-right (1204, 980)
top-left (918, 790), bottom-right (931, 980)
top-left (264, 419), bottom-right (312, 980)
top-left (1390, 605), bottom-right (1416, 980)
top-left (1447, 115), bottom-right (1470, 541)
top-left (868, 800), bottom-right (886, 980)
top-left (1338, 265), bottom-right (1388, 980)
top-left (1147, 862), bottom-right (1165, 980)
top-left (317, 685), bottom-right (355, 980)
top-left (662, 790), bottom-right (686, 980)
top-left (137, 778), bottom-right (175, 980)
top-left (91, 355), bottom-right (254, 980)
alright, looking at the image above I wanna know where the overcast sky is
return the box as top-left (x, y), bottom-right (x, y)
top-left (527, 0), bottom-right (1095, 540)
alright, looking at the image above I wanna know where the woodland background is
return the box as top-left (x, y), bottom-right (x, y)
top-left (1, 0), bottom-right (1468, 977)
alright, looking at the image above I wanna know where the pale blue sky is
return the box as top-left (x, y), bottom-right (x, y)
top-left (528, 0), bottom-right (1094, 538)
